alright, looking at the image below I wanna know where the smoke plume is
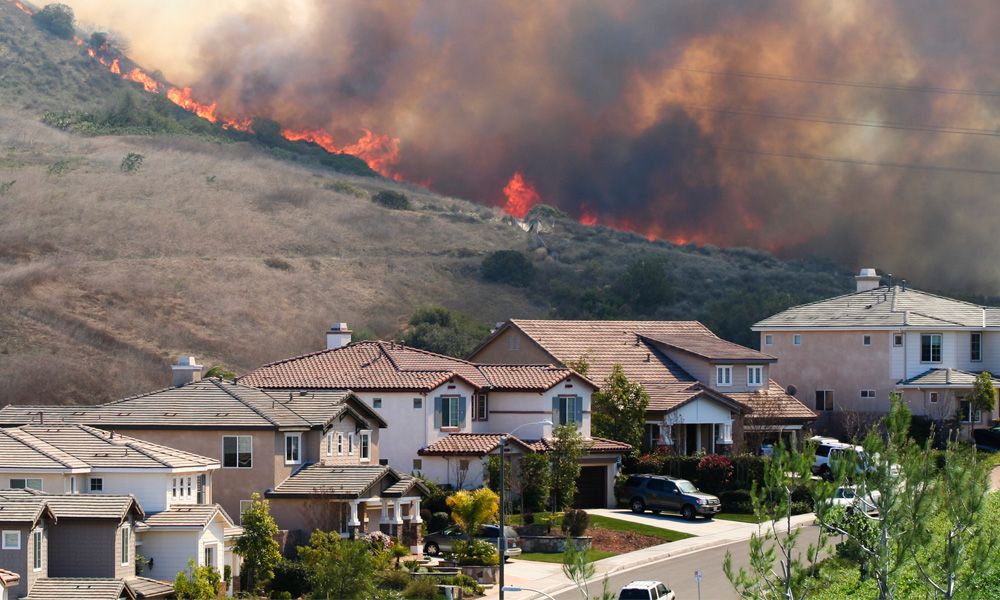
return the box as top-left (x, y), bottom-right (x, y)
top-left (65, 0), bottom-right (1000, 292)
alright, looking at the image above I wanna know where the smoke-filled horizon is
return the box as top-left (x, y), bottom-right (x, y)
top-left (64, 0), bottom-right (1000, 292)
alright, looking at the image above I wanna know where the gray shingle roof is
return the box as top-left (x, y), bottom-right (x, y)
top-left (140, 504), bottom-right (235, 529)
top-left (267, 464), bottom-right (426, 499)
top-left (24, 578), bottom-right (135, 600)
top-left (898, 368), bottom-right (1000, 387)
top-left (754, 286), bottom-right (992, 329)
top-left (125, 577), bottom-right (173, 599)
top-left (0, 491), bottom-right (55, 525)
top-left (0, 489), bottom-right (144, 521)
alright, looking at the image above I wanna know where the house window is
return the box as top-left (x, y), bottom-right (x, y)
top-left (222, 436), bottom-right (252, 468)
top-left (32, 529), bottom-right (41, 571)
top-left (929, 392), bottom-right (939, 404)
top-left (863, 335), bottom-right (871, 346)
top-left (187, 477), bottom-right (192, 497)
top-left (348, 433), bottom-right (355, 455)
top-left (971, 333), bottom-right (983, 362)
top-left (555, 395), bottom-right (582, 426)
top-left (239, 500), bottom-right (252, 524)
top-left (861, 389), bottom-right (876, 400)
top-left (121, 526), bottom-right (129, 565)
top-left (474, 394), bottom-right (488, 421)
top-left (894, 334), bottom-right (904, 347)
top-left (440, 396), bottom-right (461, 428)
top-left (412, 459), bottom-right (423, 471)
top-left (327, 433), bottom-right (333, 456)
top-left (747, 366), bottom-right (763, 387)
top-left (378, 459), bottom-right (388, 466)
top-left (337, 433), bottom-right (343, 455)
top-left (1, 531), bottom-right (19, 550)
top-left (921, 334), bottom-right (942, 363)
top-left (413, 398), bottom-right (422, 409)
top-left (70, 478), bottom-right (77, 494)
top-left (959, 399), bottom-right (982, 423)
top-left (359, 431), bottom-right (371, 462)
top-left (172, 478), bottom-right (177, 498)
top-left (642, 424), bottom-right (661, 453)
top-left (373, 398), bottom-right (382, 409)
top-left (90, 478), bottom-right (103, 492)
top-left (204, 545), bottom-right (215, 569)
top-left (459, 460), bottom-right (470, 472)
top-left (285, 433), bottom-right (301, 464)
top-left (716, 366), bottom-right (733, 387)
top-left (507, 335), bottom-right (520, 350)
top-left (815, 390), bottom-right (834, 411)
top-left (793, 334), bottom-right (802, 346)
top-left (197, 475), bottom-right (206, 504)
top-left (764, 334), bottom-right (773, 346)
top-left (9, 478), bottom-right (42, 490)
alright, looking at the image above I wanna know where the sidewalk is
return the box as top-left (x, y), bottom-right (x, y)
top-left (484, 512), bottom-right (816, 599)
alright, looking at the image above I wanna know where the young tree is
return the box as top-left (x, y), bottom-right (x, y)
top-left (964, 371), bottom-right (997, 438)
top-left (298, 531), bottom-right (384, 600)
top-left (518, 452), bottom-right (552, 513)
top-left (233, 492), bottom-right (281, 595)
top-left (550, 424), bottom-right (587, 512)
top-left (486, 454), bottom-right (513, 515)
top-left (591, 364), bottom-right (648, 459)
top-left (173, 560), bottom-right (221, 599)
top-left (724, 440), bottom-right (828, 600)
top-left (562, 540), bottom-right (615, 600)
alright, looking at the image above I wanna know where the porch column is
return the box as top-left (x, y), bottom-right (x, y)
top-left (348, 500), bottom-right (362, 539)
top-left (379, 499), bottom-right (392, 534)
top-left (393, 499), bottom-right (404, 538)
top-left (403, 497), bottom-right (422, 554)
top-left (409, 498), bottom-right (422, 523)
top-left (695, 425), bottom-right (701, 453)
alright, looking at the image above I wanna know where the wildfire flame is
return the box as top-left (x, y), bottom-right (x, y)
top-left (13, 1), bottom-right (31, 14)
top-left (502, 172), bottom-right (540, 219)
top-left (109, 58), bottom-right (121, 75)
top-left (166, 87), bottom-right (219, 122)
top-left (282, 127), bottom-right (401, 179)
top-left (579, 210), bottom-right (598, 226)
top-left (125, 68), bottom-right (159, 93)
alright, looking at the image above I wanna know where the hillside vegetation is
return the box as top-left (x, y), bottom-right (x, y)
top-left (0, 1), bottom-right (852, 405)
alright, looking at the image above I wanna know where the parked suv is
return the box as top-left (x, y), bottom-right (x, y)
top-left (618, 475), bottom-right (721, 520)
top-left (618, 580), bottom-right (676, 600)
top-left (812, 441), bottom-right (868, 480)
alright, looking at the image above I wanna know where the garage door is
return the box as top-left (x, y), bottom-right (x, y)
top-left (574, 466), bottom-right (607, 508)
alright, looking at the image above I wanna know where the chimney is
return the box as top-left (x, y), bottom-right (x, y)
top-left (326, 322), bottom-right (353, 349)
top-left (171, 356), bottom-right (203, 387)
top-left (855, 267), bottom-right (881, 293)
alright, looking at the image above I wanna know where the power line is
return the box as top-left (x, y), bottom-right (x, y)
top-left (713, 145), bottom-right (1000, 176)
top-left (668, 65), bottom-right (1000, 97)
top-left (682, 104), bottom-right (1000, 137)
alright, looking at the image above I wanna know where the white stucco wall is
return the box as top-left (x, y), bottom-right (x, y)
top-left (139, 529), bottom-right (198, 583)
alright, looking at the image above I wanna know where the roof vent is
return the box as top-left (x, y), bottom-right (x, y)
top-left (855, 267), bottom-right (881, 292)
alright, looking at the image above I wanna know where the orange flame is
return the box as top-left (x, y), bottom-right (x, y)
top-left (73, 36), bottom-right (83, 47)
top-left (502, 172), bottom-right (541, 219)
top-left (222, 117), bottom-right (253, 132)
top-left (109, 58), bottom-right (121, 75)
top-left (87, 48), bottom-right (96, 58)
top-left (281, 127), bottom-right (401, 178)
top-left (124, 68), bottom-right (159, 93)
top-left (579, 210), bottom-right (598, 226)
top-left (166, 87), bottom-right (218, 123)
top-left (282, 127), bottom-right (337, 152)
top-left (13, 1), bottom-right (31, 15)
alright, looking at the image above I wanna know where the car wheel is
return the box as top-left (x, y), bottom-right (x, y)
top-left (424, 542), bottom-right (440, 556)
top-left (651, 509), bottom-right (662, 514)
top-left (820, 466), bottom-right (832, 481)
top-left (703, 513), bottom-right (714, 520)
top-left (631, 498), bottom-right (646, 513)
top-left (682, 504), bottom-right (696, 520)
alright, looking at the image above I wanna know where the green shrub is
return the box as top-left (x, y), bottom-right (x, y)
top-left (696, 454), bottom-right (733, 493)
top-left (660, 455), bottom-right (700, 481)
top-left (402, 576), bottom-right (443, 599)
top-left (373, 190), bottom-right (411, 210)
top-left (440, 573), bottom-right (484, 596)
top-left (451, 540), bottom-right (499, 566)
top-left (719, 489), bottom-right (753, 514)
top-left (561, 509), bottom-right (590, 537)
top-left (32, 3), bottom-right (75, 39)
top-left (324, 179), bottom-right (368, 198)
top-left (268, 559), bottom-right (310, 598)
top-left (634, 451), bottom-right (666, 474)
top-left (730, 454), bottom-right (768, 490)
top-left (381, 568), bottom-right (413, 591)
top-left (121, 153), bottom-right (144, 173)
top-left (428, 511), bottom-right (451, 533)
top-left (0, 181), bottom-right (15, 196)
top-left (481, 250), bottom-right (535, 287)
top-left (401, 306), bottom-right (490, 358)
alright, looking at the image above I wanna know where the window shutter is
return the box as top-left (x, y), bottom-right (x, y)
top-left (575, 396), bottom-right (584, 424)
top-left (458, 397), bottom-right (467, 425)
top-left (434, 397), bottom-right (443, 428)
top-left (552, 397), bottom-right (560, 425)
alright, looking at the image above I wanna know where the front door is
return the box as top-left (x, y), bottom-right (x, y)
top-left (686, 424), bottom-right (698, 455)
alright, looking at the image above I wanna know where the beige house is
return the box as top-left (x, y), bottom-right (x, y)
top-left (469, 320), bottom-right (816, 453)
top-left (754, 268), bottom-right (1000, 438)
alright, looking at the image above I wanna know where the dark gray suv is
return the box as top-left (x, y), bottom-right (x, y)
top-left (618, 475), bottom-right (721, 520)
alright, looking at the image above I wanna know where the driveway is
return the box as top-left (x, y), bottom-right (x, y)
top-left (588, 508), bottom-right (760, 537)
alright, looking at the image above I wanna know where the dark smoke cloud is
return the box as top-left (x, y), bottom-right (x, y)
top-left (76, 0), bottom-right (1000, 291)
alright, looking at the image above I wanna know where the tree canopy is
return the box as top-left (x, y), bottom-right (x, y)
top-left (592, 364), bottom-right (648, 459)
top-left (402, 305), bottom-right (491, 357)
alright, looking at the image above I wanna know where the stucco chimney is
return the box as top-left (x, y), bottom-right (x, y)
top-left (326, 322), bottom-right (352, 349)
top-left (855, 268), bottom-right (881, 292)
top-left (171, 356), bottom-right (203, 387)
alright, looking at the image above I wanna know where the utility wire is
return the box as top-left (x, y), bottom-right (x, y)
top-left (682, 104), bottom-right (1000, 137)
top-left (667, 65), bottom-right (1000, 97)
top-left (713, 145), bottom-right (1000, 176)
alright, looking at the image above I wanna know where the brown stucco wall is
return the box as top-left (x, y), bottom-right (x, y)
top-left (469, 328), bottom-right (555, 365)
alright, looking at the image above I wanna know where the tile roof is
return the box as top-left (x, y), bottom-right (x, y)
top-left (24, 578), bottom-right (135, 600)
top-left (0, 569), bottom-right (19, 587)
top-left (239, 341), bottom-right (588, 392)
top-left (0, 490), bottom-right (55, 525)
top-left (267, 464), bottom-right (427, 499)
top-left (640, 334), bottom-right (777, 363)
top-left (526, 437), bottom-right (634, 454)
top-left (32, 492), bottom-right (143, 521)
top-left (898, 368), bottom-right (1000, 387)
top-left (125, 577), bottom-right (174, 599)
top-left (0, 425), bottom-right (218, 471)
top-left (727, 381), bottom-right (818, 423)
top-left (420, 433), bottom-right (632, 456)
top-left (140, 504), bottom-right (235, 529)
top-left (0, 379), bottom-right (380, 430)
top-left (754, 286), bottom-right (993, 329)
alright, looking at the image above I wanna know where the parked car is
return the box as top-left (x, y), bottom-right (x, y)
top-left (618, 474), bottom-right (721, 520)
top-left (618, 580), bottom-right (676, 600)
top-left (811, 441), bottom-right (868, 480)
top-left (826, 486), bottom-right (880, 515)
top-left (422, 524), bottom-right (521, 558)
top-left (973, 425), bottom-right (1000, 452)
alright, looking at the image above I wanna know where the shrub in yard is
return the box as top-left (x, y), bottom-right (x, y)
top-left (373, 190), bottom-right (411, 210)
top-left (561, 509), bottom-right (590, 537)
top-left (428, 511), bottom-right (451, 533)
top-left (402, 576), bottom-right (443, 599)
top-left (660, 455), bottom-right (700, 482)
top-left (481, 250), bottom-right (536, 287)
top-left (268, 559), bottom-right (309, 598)
top-left (441, 573), bottom-right (484, 596)
top-left (120, 152), bottom-right (144, 173)
top-left (451, 540), bottom-right (499, 566)
top-left (696, 454), bottom-right (733, 493)
top-left (719, 489), bottom-right (753, 514)
top-left (380, 568), bottom-right (412, 591)
top-left (730, 454), bottom-right (767, 490)
top-left (634, 451), bottom-right (667, 474)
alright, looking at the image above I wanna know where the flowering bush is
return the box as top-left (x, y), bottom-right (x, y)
top-left (362, 530), bottom-right (393, 552)
top-left (696, 454), bottom-right (733, 493)
top-left (635, 450), bottom-right (668, 474)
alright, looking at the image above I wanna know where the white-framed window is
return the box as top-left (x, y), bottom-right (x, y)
top-left (2, 530), bottom-right (20, 550)
top-left (894, 334), bottom-right (904, 347)
top-left (326, 432), bottom-right (333, 456)
top-left (348, 433), bottom-right (355, 455)
top-left (413, 397), bottom-right (422, 409)
top-left (959, 399), bottom-right (982, 423)
top-left (815, 390), bottom-right (834, 411)
top-left (507, 335), bottom-right (520, 350)
top-left (222, 435), bottom-right (252, 469)
top-left (861, 389), bottom-right (876, 400)
top-left (239, 500), bottom-right (253, 524)
top-left (172, 478), bottom-right (177, 498)
top-left (90, 477), bottom-right (103, 492)
top-left (929, 391), bottom-right (939, 404)
top-left (863, 335), bottom-right (872, 346)
top-left (555, 395), bottom-right (582, 426)
top-left (187, 477), bottom-right (192, 497)
top-left (284, 433), bottom-right (302, 465)
top-left (373, 398), bottom-right (382, 409)
top-left (204, 545), bottom-right (215, 569)
top-left (120, 526), bottom-right (130, 566)
top-left (971, 333), bottom-right (983, 362)
top-left (70, 477), bottom-right (77, 494)
top-left (747, 366), bottom-right (763, 387)
top-left (441, 396), bottom-right (461, 428)
top-left (359, 431), bottom-right (371, 462)
top-left (10, 478), bottom-right (42, 490)
top-left (764, 334), bottom-right (773, 346)
top-left (793, 334), bottom-right (802, 346)
top-left (921, 334), bottom-right (942, 363)
top-left (412, 459), bottom-right (423, 471)
top-left (337, 432), bottom-right (343, 455)
top-left (473, 394), bottom-right (488, 421)
top-left (32, 529), bottom-right (42, 571)
top-left (716, 365), bottom-right (733, 387)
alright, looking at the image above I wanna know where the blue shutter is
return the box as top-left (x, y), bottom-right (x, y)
top-left (458, 397), bottom-right (467, 426)
top-left (434, 397), bottom-right (443, 428)
top-left (575, 396), bottom-right (584, 425)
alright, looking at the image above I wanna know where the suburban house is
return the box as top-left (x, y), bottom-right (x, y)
top-left (238, 329), bottom-right (631, 508)
top-left (0, 424), bottom-right (237, 592)
top-left (0, 372), bottom-right (426, 552)
top-left (0, 488), bottom-right (171, 600)
top-left (754, 268), bottom-right (1000, 437)
top-left (468, 320), bottom-right (816, 454)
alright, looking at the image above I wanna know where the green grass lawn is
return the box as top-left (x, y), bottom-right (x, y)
top-left (713, 512), bottom-right (764, 523)
top-left (517, 549), bottom-right (616, 564)
top-left (587, 514), bottom-right (694, 542)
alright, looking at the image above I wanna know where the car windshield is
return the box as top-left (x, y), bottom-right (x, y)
top-left (676, 480), bottom-right (698, 493)
top-left (619, 589), bottom-right (652, 600)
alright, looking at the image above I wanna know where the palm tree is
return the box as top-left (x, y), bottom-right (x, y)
top-left (446, 488), bottom-right (499, 540)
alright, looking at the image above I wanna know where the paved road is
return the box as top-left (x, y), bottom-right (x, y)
top-left (545, 526), bottom-right (825, 600)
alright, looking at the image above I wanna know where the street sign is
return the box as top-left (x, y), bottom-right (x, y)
top-left (694, 569), bottom-right (702, 583)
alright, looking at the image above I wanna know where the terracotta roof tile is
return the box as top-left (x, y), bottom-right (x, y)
top-left (420, 433), bottom-right (631, 456)
top-left (727, 381), bottom-right (817, 423)
top-left (641, 334), bottom-right (777, 363)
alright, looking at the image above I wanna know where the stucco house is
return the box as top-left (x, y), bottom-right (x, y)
top-left (0, 375), bottom-right (426, 553)
top-left (754, 268), bottom-right (1000, 437)
top-left (238, 330), bottom-right (631, 508)
top-left (468, 320), bottom-right (816, 453)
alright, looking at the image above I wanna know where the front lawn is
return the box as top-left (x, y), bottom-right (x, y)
top-left (587, 514), bottom-right (694, 543)
top-left (518, 549), bottom-right (616, 563)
